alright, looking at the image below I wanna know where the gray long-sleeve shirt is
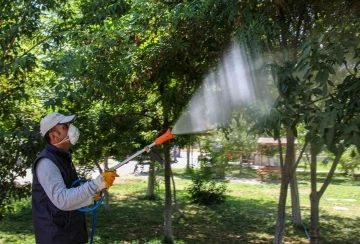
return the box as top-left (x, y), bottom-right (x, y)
top-left (36, 158), bottom-right (104, 211)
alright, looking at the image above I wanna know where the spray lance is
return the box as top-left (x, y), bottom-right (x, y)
top-left (72, 129), bottom-right (174, 210)
top-left (71, 129), bottom-right (174, 243)
top-left (105, 129), bottom-right (174, 172)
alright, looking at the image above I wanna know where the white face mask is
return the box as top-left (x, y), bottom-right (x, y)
top-left (54, 124), bottom-right (80, 146)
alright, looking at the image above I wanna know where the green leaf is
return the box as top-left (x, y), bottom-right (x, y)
top-left (303, 44), bottom-right (312, 59)
top-left (312, 88), bottom-right (322, 95)
top-left (325, 127), bottom-right (335, 148)
top-left (315, 69), bottom-right (329, 84)
top-left (319, 117), bottom-right (328, 134)
top-left (344, 125), bottom-right (359, 133)
top-left (327, 79), bottom-right (335, 87)
top-left (326, 64), bottom-right (336, 75)
top-left (312, 137), bottom-right (324, 155)
top-left (322, 84), bottom-right (328, 96)
top-left (329, 109), bottom-right (337, 126)
top-left (293, 126), bottom-right (298, 137)
top-left (335, 46), bottom-right (344, 64)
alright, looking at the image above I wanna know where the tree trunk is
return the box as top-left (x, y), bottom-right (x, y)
top-left (309, 142), bottom-right (343, 243)
top-left (310, 192), bottom-right (320, 244)
top-left (287, 130), bottom-right (302, 226)
top-left (274, 129), bottom-right (301, 243)
top-left (163, 142), bottom-right (174, 243)
top-left (171, 168), bottom-right (183, 217)
top-left (146, 162), bottom-right (156, 199)
top-left (310, 144), bottom-right (319, 243)
top-left (290, 173), bottom-right (302, 226)
top-left (274, 134), bottom-right (288, 244)
top-left (274, 174), bottom-right (289, 244)
top-left (186, 145), bottom-right (190, 169)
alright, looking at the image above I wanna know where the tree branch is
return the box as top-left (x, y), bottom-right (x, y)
top-left (278, 138), bottom-right (284, 168)
top-left (318, 150), bottom-right (343, 198)
top-left (290, 140), bottom-right (309, 178)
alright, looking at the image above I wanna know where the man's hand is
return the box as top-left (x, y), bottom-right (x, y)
top-left (94, 192), bottom-right (101, 201)
top-left (101, 171), bottom-right (119, 188)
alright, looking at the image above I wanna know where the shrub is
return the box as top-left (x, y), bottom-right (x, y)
top-left (186, 178), bottom-right (228, 205)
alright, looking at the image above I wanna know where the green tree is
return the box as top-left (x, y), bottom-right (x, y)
top-left (339, 146), bottom-right (360, 179)
top-left (0, 0), bottom-right (77, 218)
top-left (39, 1), bottom-right (237, 242)
top-left (235, 0), bottom-right (360, 243)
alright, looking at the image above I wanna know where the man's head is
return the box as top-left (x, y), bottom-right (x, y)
top-left (40, 112), bottom-right (77, 150)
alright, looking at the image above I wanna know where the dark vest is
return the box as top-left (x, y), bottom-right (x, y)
top-left (32, 143), bottom-right (88, 244)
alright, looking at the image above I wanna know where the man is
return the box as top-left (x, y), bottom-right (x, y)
top-left (32, 112), bottom-right (119, 244)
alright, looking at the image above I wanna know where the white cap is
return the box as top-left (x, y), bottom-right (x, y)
top-left (40, 112), bottom-right (76, 136)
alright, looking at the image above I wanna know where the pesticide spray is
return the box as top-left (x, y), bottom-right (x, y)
top-left (172, 43), bottom-right (275, 135)
top-left (74, 42), bottom-right (274, 244)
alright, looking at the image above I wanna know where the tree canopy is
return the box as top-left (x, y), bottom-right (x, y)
top-left (1, 0), bottom-right (360, 243)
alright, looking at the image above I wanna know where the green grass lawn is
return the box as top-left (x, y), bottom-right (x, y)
top-left (1, 166), bottom-right (360, 244)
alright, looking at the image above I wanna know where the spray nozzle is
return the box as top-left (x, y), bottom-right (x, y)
top-left (155, 129), bottom-right (174, 145)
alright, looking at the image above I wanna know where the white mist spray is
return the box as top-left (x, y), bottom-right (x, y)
top-left (172, 43), bottom-right (274, 135)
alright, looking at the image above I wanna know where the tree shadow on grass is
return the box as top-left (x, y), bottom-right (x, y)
top-left (84, 192), bottom-right (306, 244)
top-left (0, 192), bottom-right (307, 244)
top-left (317, 214), bottom-right (360, 244)
top-left (1, 190), bottom-right (360, 244)
top-left (299, 206), bottom-right (360, 244)
top-left (296, 171), bottom-right (360, 186)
